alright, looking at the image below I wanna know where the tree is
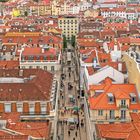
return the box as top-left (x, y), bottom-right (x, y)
top-left (71, 35), bottom-right (76, 48)
top-left (63, 35), bottom-right (67, 49)
top-left (24, 11), bottom-right (28, 16)
top-left (0, 0), bottom-right (8, 2)
top-left (33, 0), bottom-right (39, 2)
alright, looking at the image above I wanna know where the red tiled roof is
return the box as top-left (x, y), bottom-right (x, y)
top-left (0, 135), bottom-right (28, 140)
top-left (89, 80), bottom-right (138, 110)
top-left (83, 50), bottom-right (111, 63)
top-left (96, 113), bottom-right (140, 140)
top-left (100, 62), bottom-right (127, 73)
top-left (7, 122), bottom-right (50, 138)
top-left (77, 39), bottom-right (99, 48)
top-left (0, 69), bottom-right (53, 101)
top-left (96, 123), bottom-right (134, 139)
top-left (22, 47), bottom-right (57, 57)
top-left (0, 113), bottom-right (51, 139)
top-left (1, 112), bottom-right (20, 122)
top-left (0, 61), bottom-right (19, 69)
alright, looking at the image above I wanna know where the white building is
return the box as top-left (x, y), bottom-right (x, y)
top-left (103, 42), bottom-right (122, 62)
top-left (126, 10), bottom-right (138, 20)
top-left (100, 8), bottom-right (127, 18)
top-left (19, 46), bottom-right (61, 72)
top-left (83, 65), bottom-right (125, 90)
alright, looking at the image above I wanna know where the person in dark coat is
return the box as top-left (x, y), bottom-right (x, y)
top-left (68, 130), bottom-right (70, 136)
top-left (76, 123), bottom-right (79, 129)
top-left (75, 131), bottom-right (77, 137)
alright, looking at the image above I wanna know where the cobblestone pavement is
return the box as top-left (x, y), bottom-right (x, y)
top-left (57, 44), bottom-right (87, 140)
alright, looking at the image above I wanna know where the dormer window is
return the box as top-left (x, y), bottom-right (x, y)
top-left (28, 56), bottom-right (34, 61)
top-left (107, 93), bottom-right (114, 103)
top-left (130, 93), bottom-right (136, 103)
top-left (28, 38), bottom-right (32, 43)
top-left (49, 38), bottom-right (53, 43)
top-left (36, 56), bottom-right (40, 60)
top-left (8, 39), bottom-right (13, 43)
top-left (44, 56), bottom-right (47, 60)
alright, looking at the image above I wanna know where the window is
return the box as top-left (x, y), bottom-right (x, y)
top-left (98, 110), bottom-right (103, 116)
top-left (130, 93), bottom-right (136, 103)
top-left (109, 97), bottom-right (114, 102)
top-left (133, 110), bottom-right (138, 113)
top-left (109, 110), bottom-right (114, 119)
top-left (36, 56), bottom-right (40, 60)
top-left (121, 100), bottom-right (126, 106)
top-left (17, 103), bottom-right (23, 112)
top-left (41, 103), bottom-right (46, 114)
top-left (131, 97), bottom-right (136, 103)
top-left (36, 66), bottom-right (40, 69)
top-left (5, 103), bottom-right (11, 112)
top-left (44, 56), bottom-right (47, 60)
top-left (121, 110), bottom-right (126, 119)
top-left (29, 102), bottom-right (35, 114)
top-left (44, 66), bottom-right (47, 70)
top-left (108, 93), bottom-right (114, 103)
top-left (51, 66), bottom-right (55, 71)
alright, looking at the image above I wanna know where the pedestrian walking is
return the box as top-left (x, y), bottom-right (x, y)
top-left (81, 122), bottom-right (84, 127)
top-left (68, 130), bottom-right (70, 136)
top-left (75, 131), bottom-right (77, 137)
top-left (76, 123), bottom-right (79, 129)
top-left (73, 137), bottom-right (75, 140)
top-left (69, 72), bottom-right (71, 77)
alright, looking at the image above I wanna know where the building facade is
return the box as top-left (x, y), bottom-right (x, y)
top-left (58, 16), bottom-right (79, 40)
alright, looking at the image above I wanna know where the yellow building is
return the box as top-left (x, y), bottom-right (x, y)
top-left (84, 9), bottom-right (99, 18)
top-left (86, 78), bottom-right (140, 124)
top-left (19, 3), bottom-right (51, 16)
top-left (84, 77), bottom-right (140, 140)
top-left (58, 16), bottom-right (79, 40)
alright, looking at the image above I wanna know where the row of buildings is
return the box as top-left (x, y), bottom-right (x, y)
top-left (74, 0), bottom-right (140, 139)
top-left (0, 0), bottom-right (140, 139)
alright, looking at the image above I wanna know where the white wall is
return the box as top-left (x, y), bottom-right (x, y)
top-left (84, 66), bottom-right (124, 90)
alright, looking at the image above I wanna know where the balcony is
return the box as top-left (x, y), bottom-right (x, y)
top-left (19, 112), bottom-right (55, 121)
top-left (119, 104), bottom-right (128, 109)
top-left (91, 116), bottom-right (130, 122)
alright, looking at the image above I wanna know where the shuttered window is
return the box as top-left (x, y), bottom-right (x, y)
top-left (11, 103), bottom-right (17, 112)
top-left (35, 102), bottom-right (41, 114)
top-left (23, 102), bottom-right (29, 114)
top-left (0, 103), bottom-right (4, 113)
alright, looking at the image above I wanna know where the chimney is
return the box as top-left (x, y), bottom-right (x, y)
top-left (42, 48), bottom-right (44, 53)
top-left (118, 63), bottom-right (122, 72)
top-left (19, 70), bottom-right (23, 77)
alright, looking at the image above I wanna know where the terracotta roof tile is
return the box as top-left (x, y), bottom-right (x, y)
top-left (96, 112), bottom-right (140, 139)
top-left (89, 80), bottom-right (138, 110)
top-left (0, 69), bottom-right (53, 101)
top-left (0, 113), bottom-right (51, 139)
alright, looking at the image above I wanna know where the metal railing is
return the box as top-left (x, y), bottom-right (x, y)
top-left (91, 116), bottom-right (131, 122)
